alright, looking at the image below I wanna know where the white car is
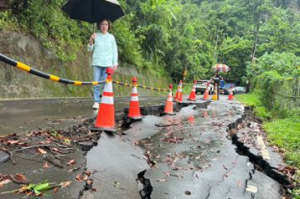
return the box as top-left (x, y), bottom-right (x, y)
top-left (233, 86), bottom-right (246, 94)
top-left (195, 80), bottom-right (214, 94)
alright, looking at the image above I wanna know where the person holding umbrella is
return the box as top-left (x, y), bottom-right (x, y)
top-left (88, 19), bottom-right (118, 109)
top-left (211, 64), bottom-right (230, 100)
top-left (211, 71), bottom-right (223, 100)
top-left (62, 0), bottom-right (125, 109)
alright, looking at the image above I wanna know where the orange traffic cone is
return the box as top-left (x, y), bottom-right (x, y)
top-left (93, 68), bottom-right (115, 132)
top-left (203, 88), bottom-right (209, 100)
top-left (175, 80), bottom-right (183, 101)
top-left (128, 77), bottom-right (142, 120)
top-left (212, 83), bottom-right (218, 101)
top-left (164, 84), bottom-right (174, 115)
top-left (176, 84), bottom-right (183, 103)
top-left (228, 88), bottom-right (234, 100)
top-left (188, 80), bottom-right (197, 101)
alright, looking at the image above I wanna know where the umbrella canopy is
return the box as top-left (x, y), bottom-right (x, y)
top-left (62, 0), bottom-right (125, 23)
top-left (212, 64), bottom-right (230, 73)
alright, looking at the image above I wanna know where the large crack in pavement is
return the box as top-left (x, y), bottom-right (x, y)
top-left (78, 100), bottom-right (293, 199)
top-left (1, 99), bottom-right (292, 199)
top-left (226, 107), bottom-right (293, 197)
top-left (78, 101), bottom-right (210, 199)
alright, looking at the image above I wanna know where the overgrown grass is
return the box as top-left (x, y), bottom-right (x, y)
top-left (236, 93), bottom-right (300, 166)
top-left (234, 92), bottom-right (260, 107)
top-left (264, 118), bottom-right (300, 167)
top-left (235, 92), bottom-right (272, 121)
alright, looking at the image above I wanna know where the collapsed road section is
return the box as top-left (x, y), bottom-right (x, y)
top-left (0, 99), bottom-right (295, 199)
top-left (81, 100), bottom-right (293, 199)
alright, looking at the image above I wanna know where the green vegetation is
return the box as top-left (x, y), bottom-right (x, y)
top-left (264, 119), bottom-right (300, 166)
top-left (235, 50), bottom-right (299, 197)
top-left (1, 0), bottom-right (299, 83)
top-left (236, 92), bottom-right (300, 198)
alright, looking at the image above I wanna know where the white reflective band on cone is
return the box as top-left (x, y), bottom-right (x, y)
top-left (131, 96), bottom-right (139, 101)
top-left (101, 96), bottom-right (114, 104)
top-left (101, 82), bottom-right (114, 104)
top-left (103, 82), bottom-right (113, 92)
top-left (132, 87), bottom-right (138, 94)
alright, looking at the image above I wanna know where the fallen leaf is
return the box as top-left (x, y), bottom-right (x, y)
top-left (75, 174), bottom-right (82, 182)
top-left (0, 179), bottom-right (11, 187)
top-left (53, 187), bottom-right (59, 193)
top-left (38, 140), bottom-right (52, 144)
top-left (64, 139), bottom-right (71, 145)
top-left (68, 167), bottom-right (81, 172)
top-left (7, 140), bottom-right (19, 145)
top-left (84, 171), bottom-right (91, 176)
top-left (163, 171), bottom-right (170, 176)
top-left (36, 148), bottom-right (47, 154)
top-left (82, 175), bottom-right (89, 181)
top-left (43, 162), bottom-right (49, 169)
top-left (113, 181), bottom-right (120, 188)
top-left (17, 185), bottom-right (29, 193)
top-left (87, 179), bottom-right (93, 185)
top-left (50, 147), bottom-right (59, 153)
top-left (67, 160), bottom-right (76, 166)
top-left (14, 174), bottom-right (28, 182)
top-left (17, 142), bottom-right (27, 146)
top-left (237, 180), bottom-right (242, 187)
top-left (195, 156), bottom-right (201, 160)
top-left (60, 181), bottom-right (71, 188)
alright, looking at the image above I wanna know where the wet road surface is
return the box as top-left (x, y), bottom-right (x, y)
top-left (0, 97), bottom-right (165, 136)
top-left (82, 98), bottom-right (283, 199)
top-left (0, 96), bottom-right (287, 198)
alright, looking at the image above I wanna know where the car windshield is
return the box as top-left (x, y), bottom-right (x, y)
top-left (224, 83), bottom-right (235, 88)
top-left (197, 80), bottom-right (209, 83)
top-left (235, 87), bottom-right (245, 91)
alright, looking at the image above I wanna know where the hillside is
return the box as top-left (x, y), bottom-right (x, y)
top-left (0, 0), bottom-right (299, 98)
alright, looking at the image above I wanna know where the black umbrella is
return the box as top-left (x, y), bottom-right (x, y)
top-left (62, 0), bottom-right (125, 23)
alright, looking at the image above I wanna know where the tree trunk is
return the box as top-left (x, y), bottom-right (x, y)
top-left (214, 27), bottom-right (219, 63)
top-left (251, 14), bottom-right (261, 64)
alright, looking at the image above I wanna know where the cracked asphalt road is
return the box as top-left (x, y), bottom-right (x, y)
top-left (82, 98), bottom-right (284, 199)
top-left (0, 96), bottom-right (287, 198)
